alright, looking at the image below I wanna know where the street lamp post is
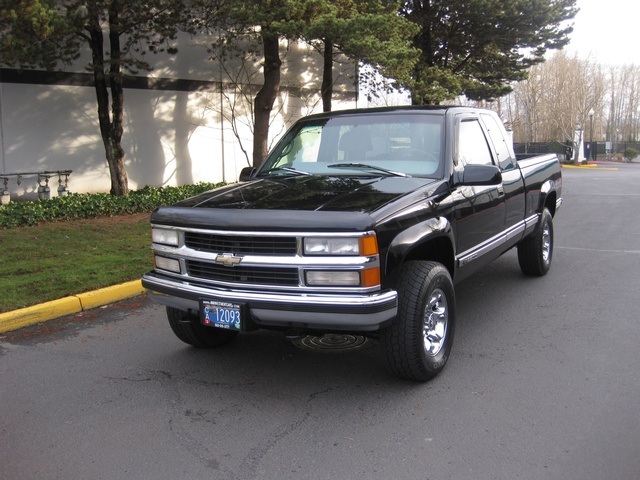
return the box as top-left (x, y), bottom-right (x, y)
top-left (589, 108), bottom-right (595, 162)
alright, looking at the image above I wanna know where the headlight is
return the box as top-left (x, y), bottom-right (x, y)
top-left (304, 235), bottom-right (378, 256)
top-left (154, 255), bottom-right (181, 273)
top-left (152, 227), bottom-right (180, 246)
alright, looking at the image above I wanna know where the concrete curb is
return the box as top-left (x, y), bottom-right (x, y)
top-left (0, 280), bottom-right (146, 334)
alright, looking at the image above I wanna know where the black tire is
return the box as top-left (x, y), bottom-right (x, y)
top-left (518, 207), bottom-right (554, 276)
top-left (166, 307), bottom-right (238, 348)
top-left (380, 261), bottom-right (456, 382)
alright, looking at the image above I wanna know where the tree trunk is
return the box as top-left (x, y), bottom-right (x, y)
top-left (107, 0), bottom-right (128, 195)
top-left (253, 30), bottom-right (281, 168)
top-left (321, 38), bottom-right (333, 112)
top-left (87, 3), bottom-right (128, 196)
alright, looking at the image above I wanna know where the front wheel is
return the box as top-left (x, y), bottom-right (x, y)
top-left (166, 307), bottom-right (238, 348)
top-left (380, 261), bottom-right (456, 382)
top-left (518, 207), bottom-right (554, 276)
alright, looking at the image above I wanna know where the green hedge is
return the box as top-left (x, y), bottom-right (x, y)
top-left (623, 148), bottom-right (639, 161)
top-left (0, 182), bottom-right (223, 228)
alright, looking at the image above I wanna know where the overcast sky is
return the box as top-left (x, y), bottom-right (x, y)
top-left (566, 0), bottom-right (639, 65)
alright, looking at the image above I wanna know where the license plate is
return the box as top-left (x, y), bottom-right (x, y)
top-left (200, 300), bottom-right (242, 331)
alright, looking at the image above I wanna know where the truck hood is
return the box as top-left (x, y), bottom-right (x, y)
top-left (175, 175), bottom-right (438, 213)
top-left (152, 175), bottom-right (445, 232)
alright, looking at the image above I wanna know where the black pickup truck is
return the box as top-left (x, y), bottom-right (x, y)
top-left (142, 106), bottom-right (562, 381)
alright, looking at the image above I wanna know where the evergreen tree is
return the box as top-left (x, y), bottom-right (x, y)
top-left (201, 0), bottom-right (418, 166)
top-left (401, 0), bottom-right (579, 104)
top-left (300, 0), bottom-right (418, 111)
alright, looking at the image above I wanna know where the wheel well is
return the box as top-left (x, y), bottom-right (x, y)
top-left (403, 236), bottom-right (455, 277)
top-left (545, 191), bottom-right (557, 216)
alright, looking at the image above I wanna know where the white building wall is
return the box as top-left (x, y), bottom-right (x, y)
top-left (0, 34), bottom-right (358, 200)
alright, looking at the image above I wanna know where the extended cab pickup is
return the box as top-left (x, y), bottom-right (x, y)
top-left (142, 106), bottom-right (562, 381)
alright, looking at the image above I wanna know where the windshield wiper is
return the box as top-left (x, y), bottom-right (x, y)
top-left (258, 166), bottom-right (312, 177)
top-left (327, 163), bottom-right (410, 178)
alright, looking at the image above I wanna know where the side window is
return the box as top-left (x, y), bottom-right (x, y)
top-left (458, 119), bottom-right (494, 166)
top-left (481, 113), bottom-right (515, 170)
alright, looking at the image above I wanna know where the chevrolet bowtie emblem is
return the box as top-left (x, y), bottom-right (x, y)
top-left (215, 253), bottom-right (242, 267)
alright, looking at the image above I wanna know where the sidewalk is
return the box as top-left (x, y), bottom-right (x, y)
top-left (0, 280), bottom-right (146, 334)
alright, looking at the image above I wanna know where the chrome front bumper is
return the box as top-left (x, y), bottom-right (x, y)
top-left (142, 273), bottom-right (398, 331)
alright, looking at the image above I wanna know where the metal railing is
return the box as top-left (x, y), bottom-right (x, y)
top-left (0, 170), bottom-right (72, 204)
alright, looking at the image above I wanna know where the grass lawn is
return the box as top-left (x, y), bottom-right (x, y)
top-left (0, 213), bottom-right (152, 313)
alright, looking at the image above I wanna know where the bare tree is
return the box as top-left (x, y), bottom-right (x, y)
top-left (608, 64), bottom-right (640, 152)
top-left (455, 49), bottom-right (640, 162)
top-left (508, 51), bottom-right (607, 159)
top-left (197, 36), bottom-right (324, 170)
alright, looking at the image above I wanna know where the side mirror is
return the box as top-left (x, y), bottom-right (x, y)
top-left (458, 164), bottom-right (502, 186)
top-left (239, 167), bottom-right (256, 182)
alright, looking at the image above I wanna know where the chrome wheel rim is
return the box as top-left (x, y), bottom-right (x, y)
top-left (423, 288), bottom-right (448, 356)
top-left (541, 222), bottom-right (551, 263)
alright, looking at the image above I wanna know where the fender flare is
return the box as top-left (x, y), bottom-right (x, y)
top-left (384, 216), bottom-right (455, 280)
top-left (539, 179), bottom-right (558, 215)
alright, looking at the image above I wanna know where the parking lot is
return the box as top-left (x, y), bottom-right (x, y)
top-left (2, 163), bottom-right (640, 480)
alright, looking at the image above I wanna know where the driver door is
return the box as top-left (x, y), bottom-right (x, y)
top-left (452, 117), bottom-right (506, 270)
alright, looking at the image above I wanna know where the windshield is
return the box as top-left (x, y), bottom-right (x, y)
top-left (258, 113), bottom-right (444, 178)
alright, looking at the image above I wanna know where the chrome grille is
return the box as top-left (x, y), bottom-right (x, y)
top-left (184, 232), bottom-right (297, 255)
top-left (186, 260), bottom-right (299, 286)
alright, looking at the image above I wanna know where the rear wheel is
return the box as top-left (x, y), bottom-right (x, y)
top-left (166, 307), bottom-right (238, 348)
top-left (380, 261), bottom-right (455, 382)
top-left (518, 208), bottom-right (554, 276)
